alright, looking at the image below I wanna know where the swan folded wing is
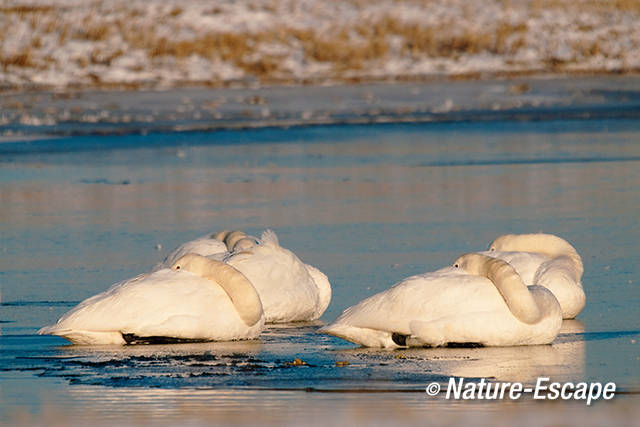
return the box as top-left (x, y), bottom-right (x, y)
top-left (490, 233), bottom-right (583, 279)
top-left (323, 268), bottom-right (508, 338)
top-left (39, 269), bottom-right (255, 343)
top-left (535, 255), bottom-right (582, 284)
top-left (304, 263), bottom-right (332, 319)
top-left (227, 244), bottom-right (320, 322)
top-left (534, 257), bottom-right (585, 319)
top-left (408, 305), bottom-right (559, 347)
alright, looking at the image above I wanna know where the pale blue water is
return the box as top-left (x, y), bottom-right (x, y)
top-left (1, 79), bottom-right (639, 424)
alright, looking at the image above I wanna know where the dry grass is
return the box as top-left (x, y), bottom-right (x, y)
top-left (1, 0), bottom-right (639, 86)
top-left (124, 13), bottom-right (532, 80)
top-left (294, 28), bottom-right (389, 71)
top-left (76, 21), bottom-right (112, 42)
top-left (531, 0), bottom-right (640, 12)
top-left (89, 48), bottom-right (124, 66)
top-left (0, 50), bottom-right (34, 70)
top-left (169, 7), bottom-right (183, 17)
top-left (0, 5), bottom-right (54, 14)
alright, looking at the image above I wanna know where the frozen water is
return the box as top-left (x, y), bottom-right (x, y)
top-left (0, 77), bottom-right (639, 424)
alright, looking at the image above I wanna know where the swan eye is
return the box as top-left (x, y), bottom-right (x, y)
top-left (489, 247), bottom-right (496, 251)
top-left (175, 265), bottom-right (181, 270)
top-left (453, 263), bottom-right (459, 268)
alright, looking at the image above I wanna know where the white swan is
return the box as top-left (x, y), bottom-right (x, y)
top-left (154, 229), bottom-right (331, 323)
top-left (223, 229), bottom-right (332, 323)
top-left (153, 232), bottom-right (229, 271)
top-left (320, 253), bottom-right (562, 348)
top-left (39, 254), bottom-right (265, 345)
top-left (481, 233), bottom-right (585, 319)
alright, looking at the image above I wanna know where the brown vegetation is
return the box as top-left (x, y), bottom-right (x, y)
top-left (0, 50), bottom-right (34, 70)
top-left (0, 5), bottom-right (54, 14)
top-left (0, 0), bottom-right (638, 87)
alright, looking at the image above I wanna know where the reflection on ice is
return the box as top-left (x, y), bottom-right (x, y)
top-left (335, 320), bottom-right (585, 385)
top-left (435, 320), bottom-right (585, 383)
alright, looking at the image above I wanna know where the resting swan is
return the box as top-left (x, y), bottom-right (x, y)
top-left (39, 254), bottom-right (264, 345)
top-left (482, 233), bottom-right (585, 319)
top-left (320, 254), bottom-right (562, 348)
top-left (153, 232), bottom-right (229, 270)
top-left (223, 230), bottom-right (332, 323)
top-left (155, 229), bottom-right (331, 323)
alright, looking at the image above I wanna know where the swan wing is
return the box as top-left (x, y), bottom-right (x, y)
top-left (483, 250), bottom-right (584, 318)
top-left (304, 263), bottom-right (332, 319)
top-left (534, 257), bottom-right (585, 319)
top-left (322, 268), bottom-right (507, 345)
top-left (39, 269), bottom-right (262, 344)
top-left (227, 243), bottom-right (319, 322)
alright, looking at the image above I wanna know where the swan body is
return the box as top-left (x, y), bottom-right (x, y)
top-left (484, 233), bottom-right (585, 319)
top-left (224, 229), bottom-right (332, 323)
top-left (39, 255), bottom-right (264, 345)
top-left (320, 254), bottom-right (562, 348)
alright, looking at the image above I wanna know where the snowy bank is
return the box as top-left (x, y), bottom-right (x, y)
top-left (1, 0), bottom-right (640, 90)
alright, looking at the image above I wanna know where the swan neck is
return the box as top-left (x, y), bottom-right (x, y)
top-left (202, 261), bottom-right (263, 327)
top-left (505, 234), bottom-right (584, 279)
top-left (485, 258), bottom-right (543, 324)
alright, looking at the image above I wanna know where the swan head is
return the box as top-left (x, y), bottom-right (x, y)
top-left (232, 237), bottom-right (259, 252)
top-left (224, 230), bottom-right (247, 251)
top-left (453, 253), bottom-right (492, 276)
top-left (171, 253), bottom-right (211, 275)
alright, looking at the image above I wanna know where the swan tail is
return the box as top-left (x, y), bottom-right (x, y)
top-left (319, 323), bottom-right (398, 348)
top-left (260, 229), bottom-right (279, 246)
top-left (38, 326), bottom-right (126, 345)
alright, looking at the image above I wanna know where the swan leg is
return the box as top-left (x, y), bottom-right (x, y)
top-left (121, 334), bottom-right (209, 345)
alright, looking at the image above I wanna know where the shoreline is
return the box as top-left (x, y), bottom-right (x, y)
top-left (2, 74), bottom-right (640, 144)
top-left (2, 68), bottom-right (640, 95)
